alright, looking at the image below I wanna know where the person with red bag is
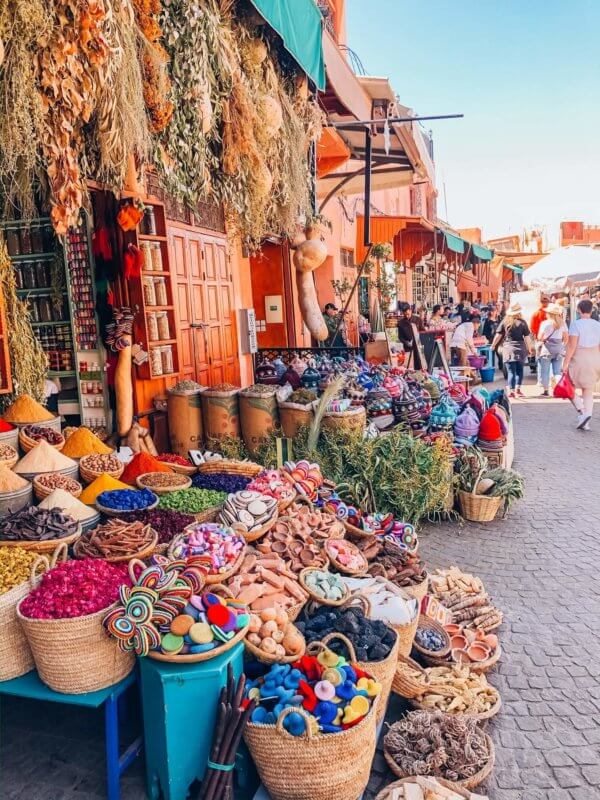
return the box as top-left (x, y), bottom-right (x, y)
top-left (561, 298), bottom-right (600, 430)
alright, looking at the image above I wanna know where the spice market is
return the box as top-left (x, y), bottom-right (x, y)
top-left (0, 0), bottom-right (594, 799)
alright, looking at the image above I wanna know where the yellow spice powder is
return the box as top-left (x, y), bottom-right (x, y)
top-left (62, 427), bottom-right (112, 458)
top-left (80, 474), bottom-right (129, 505)
top-left (3, 394), bottom-right (54, 423)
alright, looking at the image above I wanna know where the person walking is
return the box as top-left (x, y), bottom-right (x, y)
top-left (450, 312), bottom-right (476, 366)
top-left (397, 306), bottom-right (424, 369)
top-left (537, 303), bottom-right (568, 396)
top-left (492, 303), bottom-right (535, 398)
top-left (530, 295), bottom-right (549, 386)
top-left (562, 298), bottom-right (600, 430)
top-left (482, 306), bottom-right (499, 343)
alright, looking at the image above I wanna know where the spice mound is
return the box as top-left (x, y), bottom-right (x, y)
top-left (297, 605), bottom-right (397, 662)
top-left (191, 472), bottom-right (250, 494)
top-left (14, 440), bottom-right (76, 475)
top-left (80, 474), bottom-right (129, 505)
top-left (20, 558), bottom-right (129, 619)
top-left (157, 453), bottom-right (193, 467)
top-left (74, 519), bottom-right (156, 560)
top-left (0, 506), bottom-right (79, 542)
top-left (171, 379), bottom-right (204, 392)
top-left (0, 546), bottom-right (40, 594)
top-left (137, 472), bottom-right (190, 490)
top-left (158, 487), bottom-right (226, 514)
top-left (79, 453), bottom-right (122, 474)
top-left (96, 487), bottom-right (157, 512)
top-left (34, 473), bottom-right (81, 496)
top-left (127, 509), bottom-right (195, 545)
top-left (384, 710), bottom-right (492, 782)
top-left (121, 452), bottom-right (171, 485)
top-left (0, 444), bottom-right (18, 463)
top-left (38, 488), bottom-right (98, 521)
top-left (3, 394), bottom-right (54, 423)
top-left (0, 466), bottom-right (29, 493)
top-left (62, 427), bottom-right (112, 458)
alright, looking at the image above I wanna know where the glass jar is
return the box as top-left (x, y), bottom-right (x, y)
top-left (30, 223), bottom-right (44, 253)
top-left (161, 345), bottom-right (174, 374)
top-left (42, 224), bottom-right (54, 251)
top-left (150, 243), bottom-right (163, 271)
top-left (14, 265), bottom-right (23, 289)
top-left (140, 241), bottom-right (153, 271)
top-left (142, 277), bottom-right (156, 306)
top-left (18, 225), bottom-right (32, 255)
top-left (156, 311), bottom-right (170, 340)
top-left (154, 277), bottom-right (168, 306)
top-left (28, 299), bottom-right (39, 322)
top-left (38, 296), bottom-right (53, 322)
top-left (35, 261), bottom-right (50, 287)
top-left (5, 226), bottom-right (21, 256)
top-left (147, 312), bottom-right (159, 341)
top-left (150, 347), bottom-right (163, 376)
top-left (142, 206), bottom-right (157, 235)
top-left (22, 262), bottom-right (37, 289)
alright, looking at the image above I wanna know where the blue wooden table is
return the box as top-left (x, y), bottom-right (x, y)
top-left (0, 669), bottom-right (143, 800)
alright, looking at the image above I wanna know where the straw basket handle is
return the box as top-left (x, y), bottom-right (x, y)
top-left (289, 494), bottom-right (314, 512)
top-left (275, 706), bottom-right (314, 740)
top-left (29, 554), bottom-right (51, 587)
top-left (320, 631), bottom-right (358, 663)
top-left (128, 558), bottom-right (148, 584)
top-left (50, 542), bottom-right (69, 568)
top-left (210, 583), bottom-right (234, 599)
top-left (341, 593), bottom-right (372, 617)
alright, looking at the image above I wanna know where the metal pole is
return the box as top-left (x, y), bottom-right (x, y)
top-left (364, 129), bottom-right (372, 247)
top-left (330, 244), bottom-right (374, 345)
top-left (329, 113), bottom-right (464, 129)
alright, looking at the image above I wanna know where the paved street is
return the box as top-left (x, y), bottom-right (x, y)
top-left (3, 385), bottom-right (600, 800)
top-left (369, 385), bottom-right (600, 800)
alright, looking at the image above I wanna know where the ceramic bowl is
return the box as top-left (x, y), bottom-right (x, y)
top-left (451, 648), bottom-right (471, 664)
top-left (450, 634), bottom-right (468, 650)
top-left (467, 643), bottom-right (491, 662)
top-left (444, 623), bottom-right (462, 636)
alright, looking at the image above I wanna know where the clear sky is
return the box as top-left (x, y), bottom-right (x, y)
top-left (346, 0), bottom-right (600, 247)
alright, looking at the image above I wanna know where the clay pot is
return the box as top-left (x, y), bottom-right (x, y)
top-left (467, 643), bottom-right (491, 662)
top-left (484, 633), bottom-right (499, 649)
top-left (444, 624), bottom-right (462, 636)
top-left (451, 648), bottom-right (471, 664)
top-left (450, 634), bottom-right (468, 650)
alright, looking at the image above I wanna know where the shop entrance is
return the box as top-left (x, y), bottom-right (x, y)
top-left (169, 226), bottom-right (239, 386)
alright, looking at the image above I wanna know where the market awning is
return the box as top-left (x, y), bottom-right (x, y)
top-left (248, 0), bottom-right (325, 90)
top-left (355, 215), bottom-right (434, 262)
top-left (316, 127), bottom-right (351, 178)
top-left (321, 30), bottom-right (371, 121)
top-left (472, 243), bottom-right (494, 262)
top-left (444, 232), bottom-right (466, 254)
top-left (504, 263), bottom-right (524, 274)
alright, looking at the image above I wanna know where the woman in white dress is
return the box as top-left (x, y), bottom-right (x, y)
top-left (562, 299), bottom-right (600, 430)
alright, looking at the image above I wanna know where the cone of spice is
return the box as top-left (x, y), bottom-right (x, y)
top-left (62, 427), bottom-right (112, 458)
top-left (80, 474), bottom-right (130, 505)
top-left (38, 488), bottom-right (99, 522)
top-left (14, 441), bottom-right (76, 475)
top-left (121, 452), bottom-right (172, 485)
top-left (0, 467), bottom-right (29, 492)
top-left (3, 395), bottom-right (55, 423)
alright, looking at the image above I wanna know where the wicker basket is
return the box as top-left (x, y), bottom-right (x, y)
top-left (165, 462), bottom-right (197, 476)
top-left (0, 523), bottom-right (82, 553)
top-left (245, 622), bottom-right (306, 665)
top-left (167, 534), bottom-right (246, 584)
top-left (321, 406), bottom-right (366, 435)
top-left (193, 505), bottom-right (221, 524)
top-left (224, 512), bottom-right (278, 544)
top-left (423, 645), bottom-right (502, 674)
top-left (19, 427), bottom-right (65, 454)
top-left (197, 459), bottom-right (263, 478)
top-left (342, 519), bottom-right (376, 540)
top-left (384, 734), bottom-right (495, 791)
top-left (393, 613), bottom-right (420, 658)
top-left (458, 490), bottom-right (502, 522)
top-left (95, 495), bottom-right (159, 517)
top-left (73, 527), bottom-right (158, 563)
top-left (319, 631), bottom-right (399, 724)
top-left (298, 568), bottom-right (350, 607)
top-left (412, 615), bottom-right (451, 659)
top-left (33, 474), bottom-right (83, 501)
top-left (392, 654), bottom-right (429, 698)
top-left (136, 472), bottom-right (192, 495)
top-left (79, 455), bottom-right (124, 484)
top-left (375, 776), bottom-right (486, 799)
top-left (408, 686), bottom-right (502, 722)
top-left (244, 700), bottom-right (378, 800)
top-left (324, 539), bottom-right (368, 576)
top-left (17, 598), bottom-right (134, 694)
top-left (403, 574), bottom-right (429, 602)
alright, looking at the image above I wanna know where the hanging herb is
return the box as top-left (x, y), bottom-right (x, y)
top-left (0, 236), bottom-right (47, 407)
top-left (131, 0), bottom-right (173, 133)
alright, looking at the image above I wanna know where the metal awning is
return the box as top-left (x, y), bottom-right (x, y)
top-left (248, 0), bottom-right (325, 90)
top-left (472, 243), bottom-right (494, 262)
top-left (504, 263), bottom-right (524, 274)
top-left (444, 232), bottom-right (466, 254)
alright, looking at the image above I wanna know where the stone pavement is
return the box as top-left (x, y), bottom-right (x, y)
top-left (2, 384), bottom-right (600, 800)
top-left (367, 385), bottom-right (600, 800)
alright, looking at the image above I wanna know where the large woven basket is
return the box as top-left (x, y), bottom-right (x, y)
top-left (384, 733), bottom-right (495, 791)
top-left (408, 686), bottom-right (502, 722)
top-left (393, 612), bottom-right (420, 658)
top-left (319, 630), bottom-right (399, 724)
top-left (19, 427), bottom-right (65, 454)
top-left (17, 599), bottom-right (134, 694)
top-left (244, 701), bottom-right (378, 800)
top-left (392, 654), bottom-right (429, 698)
top-left (136, 472), bottom-right (192, 495)
top-left (321, 406), bottom-right (366, 435)
top-left (412, 615), bottom-right (451, 659)
top-left (458, 490), bottom-right (502, 522)
top-left (197, 459), bottom-right (263, 478)
top-left (245, 621), bottom-right (306, 665)
top-left (299, 568), bottom-right (350, 607)
top-left (73, 527), bottom-right (158, 564)
top-left (79, 455), bottom-right (124, 484)
top-left (33, 473), bottom-right (83, 501)
top-left (0, 523), bottom-right (82, 553)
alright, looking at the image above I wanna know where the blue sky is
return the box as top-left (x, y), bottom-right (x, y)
top-left (346, 0), bottom-right (600, 246)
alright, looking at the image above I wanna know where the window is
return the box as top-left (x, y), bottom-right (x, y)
top-left (340, 247), bottom-right (354, 268)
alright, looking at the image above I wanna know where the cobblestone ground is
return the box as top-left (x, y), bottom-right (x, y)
top-left (3, 385), bottom-right (600, 800)
top-left (367, 386), bottom-right (600, 800)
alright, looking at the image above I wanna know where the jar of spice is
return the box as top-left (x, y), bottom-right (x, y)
top-left (30, 223), bottom-right (44, 253)
top-left (161, 345), bottom-right (174, 374)
top-left (5, 225), bottom-right (21, 256)
top-left (142, 277), bottom-right (157, 306)
top-left (18, 224), bottom-right (33, 255)
top-left (147, 312), bottom-right (159, 342)
top-left (156, 311), bottom-right (170, 340)
top-left (38, 296), bottom-right (53, 323)
top-left (35, 261), bottom-right (50, 288)
top-left (150, 347), bottom-right (163, 376)
top-left (140, 241), bottom-right (153, 271)
top-left (142, 206), bottom-right (157, 235)
top-left (22, 262), bottom-right (37, 289)
top-left (150, 243), bottom-right (163, 271)
top-left (154, 277), bottom-right (168, 306)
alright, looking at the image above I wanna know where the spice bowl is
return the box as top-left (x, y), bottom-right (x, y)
top-left (136, 472), bottom-right (192, 495)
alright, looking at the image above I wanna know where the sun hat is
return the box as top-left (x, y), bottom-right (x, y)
top-left (507, 302), bottom-right (522, 314)
top-left (545, 303), bottom-right (564, 315)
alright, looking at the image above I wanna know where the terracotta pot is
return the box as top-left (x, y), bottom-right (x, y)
top-left (467, 643), bottom-right (491, 662)
top-left (451, 648), bottom-right (471, 664)
top-left (450, 634), bottom-right (468, 650)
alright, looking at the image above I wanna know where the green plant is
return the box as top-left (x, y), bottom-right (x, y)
top-left (331, 277), bottom-right (353, 306)
top-left (371, 242), bottom-right (392, 260)
top-left (482, 467), bottom-right (525, 516)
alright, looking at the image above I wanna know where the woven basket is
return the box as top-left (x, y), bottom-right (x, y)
top-left (384, 734), bottom-right (495, 791)
top-left (136, 472), bottom-right (192, 495)
top-left (458, 490), bottom-right (502, 522)
top-left (403, 574), bottom-right (429, 602)
top-left (167, 534), bottom-right (246, 584)
top-left (227, 512), bottom-right (278, 544)
top-left (245, 622), bottom-right (306, 665)
top-left (321, 406), bottom-right (366, 435)
top-left (193, 505), bottom-right (221, 523)
top-left (299, 568), bottom-right (350, 607)
top-left (19, 428), bottom-right (65, 454)
top-left (412, 615), bottom-right (451, 659)
top-left (393, 613), bottom-right (420, 658)
top-left (423, 645), bottom-right (502, 674)
top-left (392, 654), bottom-right (429, 698)
top-left (197, 459), bottom-right (263, 478)
top-left (286, 600), bottom-right (306, 623)
top-left (277, 490), bottom-right (297, 513)
top-left (408, 686), bottom-right (502, 722)
top-left (95, 495), bottom-right (159, 517)
top-left (167, 462), bottom-right (197, 476)
top-left (17, 598), bottom-right (134, 694)
top-left (33, 474), bottom-right (83, 501)
top-left (319, 631), bottom-right (399, 724)
top-left (342, 519), bottom-right (376, 540)
top-left (0, 552), bottom-right (55, 681)
top-left (0, 523), bottom-right (82, 553)
top-left (375, 776), bottom-right (485, 799)
top-left (73, 527), bottom-right (158, 564)
top-left (79, 455), bottom-right (124, 484)
top-left (324, 539), bottom-right (368, 576)
top-left (244, 700), bottom-right (378, 800)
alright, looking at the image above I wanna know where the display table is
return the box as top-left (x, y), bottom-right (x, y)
top-left (139, 642), bottom-right (244, 800)
top-left (0, 669), bottom-right (141, 800)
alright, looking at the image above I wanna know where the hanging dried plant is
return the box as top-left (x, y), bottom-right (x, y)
top-left (132, 0), bottom-right (173, 133)
top-left (0, 236), bottom-right (47, 407)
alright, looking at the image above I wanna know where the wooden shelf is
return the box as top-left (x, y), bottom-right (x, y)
top-left (10, 252), bottom-right (55, 263)
top-left (142, 270), bottom-right (170, 277)
top-left (31, 320), bottom-right (70, 327)
top-left (138, 234), bottom-right (168, 242)
top-left (145, 305), bottom-right (174, 311)
top-left (49, 370), bottom-right (76, 378)
top-left (148, 339), bottom-right (177, 346)
top-left (17, 287), bottom-right (67, 297)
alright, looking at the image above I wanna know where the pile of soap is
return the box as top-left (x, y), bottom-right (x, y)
top-left (247, 470), bottom-right (295, 503)
top-left (246, 606), bottom-right (305, 659)
top-left (296, 605), bottom-right (397, 662)
top-left (227, 551), bottom-right (308, 612)
top-left (244, 649), bottom-right (381, 735)
top-left (169, 522), bottom-right (245, 576)
top-left (219, 490), bottom-right (278, 536)
top-left (325, 539), bottom-right (367, 573)
top-left (302, 568), bottom-right (346, 602)
top-left (280, 460), bottom-right (323, 500)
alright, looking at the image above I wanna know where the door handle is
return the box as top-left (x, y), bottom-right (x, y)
top-left (190, 322), bottom-right (207, 329)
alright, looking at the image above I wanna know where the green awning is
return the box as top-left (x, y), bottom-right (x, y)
top-left (472, 243), bottom-right (494, 261)
top-left (444, 232), bottom-right (466, 254)
top-left (504, 263), bottom-right (524, 274)
top-left (249, 0), bottom-right (326, 90)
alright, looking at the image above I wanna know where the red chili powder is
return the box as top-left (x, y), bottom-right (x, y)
top-left (121, 452), bottom-right (172, 484)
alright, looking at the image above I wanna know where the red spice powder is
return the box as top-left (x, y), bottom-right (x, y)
top-left (0, 419), bottom-right (15, 432)
top-left (121, 451), bottom-right (172, 484)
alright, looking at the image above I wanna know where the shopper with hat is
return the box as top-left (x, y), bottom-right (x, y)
top-left (537, 303), bottom-right (568, 396)
top-left (492, 302), bottom-right (535, 398)
top-left (562, 298), bottom-right (600, 430)
top-left (322, 302), bottom-right (346, 348)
